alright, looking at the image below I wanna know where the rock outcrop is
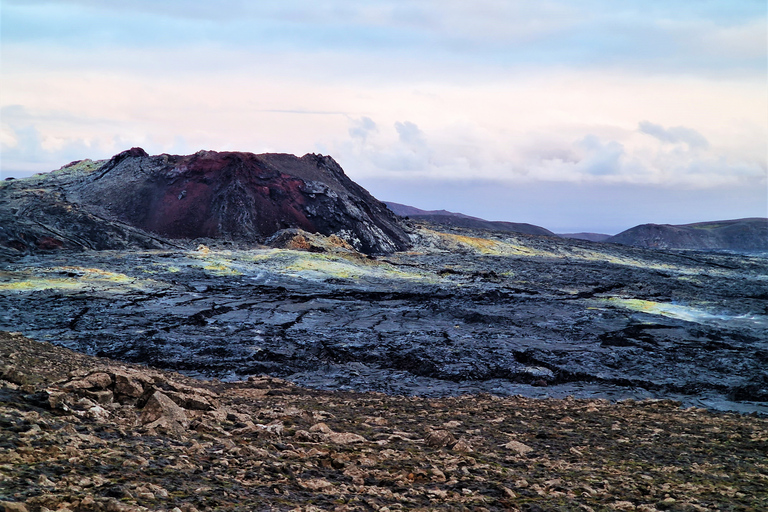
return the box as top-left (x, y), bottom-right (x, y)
top-left (0, 149), bottom-right (411, 257)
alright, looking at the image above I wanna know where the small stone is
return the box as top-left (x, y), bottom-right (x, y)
top-left (104, 499), bottom-right (137, 512)
top-left (114, 373), bottom-right (144, 398)
top-left (84, 372), bottom-right (113, 389)
top-left (74, 397), bottom-right (98, 411)
top-left (427, 489), bottom-right (448, 499)
top-left (148, 484), bottom-right (169, 498)
top-left (309, 422), bottom-right (333, 434)
top-left (256, 421), bottom-right (284, 437)
top-left (140, 391), bottom-right (189, 427)
top-left (293, 430), bottom-right (319, 442)
top-left (366, 416), bottom-right (388, 425)
top-left (87, 404), bottom-right (111, 421)
top-left (659, 497), bottom-right (676, 508)
top-left (327, 432), bottom-right (366, 445)
top-left (38, 474), bottom-right (55, 487)
top-left (299, 478), bottom-right (334, 491)
top-left (452, 439), bottom-right (473, 452)
top-left (46, 390), bottom-right (69, 411)
top-left (343, 467), bottom-right (367, 485)
top-left (0, 501), bottom-right (29, 512)
top-left (501, 486), bottom-right (517, 498)
top-left (503, 440), bottom-right (533, 455)
top-left (0, 365), bottom-right (30, 386)
top-left (84, 389), bottom-right (114, 405)
top-left (425, 430), bottom-right (456, 448)
top-left (430, 468), bottom-right (446, 482)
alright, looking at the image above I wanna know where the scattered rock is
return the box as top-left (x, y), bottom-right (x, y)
top-left (299, 478), bottom-right (334, 491)
top-left (425, 430), bottom-right (456, 448)
top-left (309, 422), bottom-right (333, 434)
top-left (0, 320), bottom-right (766, 511)
top-left (0, 501), bottom-right (28, 512)
top-left (327, 432), bottom-right (366, 445)
top-left (113, 372), bottom-right (145, 398)
top-left (452, 438), bottom-right (473, 452)
top-left (503, 440), bottom-right (534, 455)
top-left (140, 391), bottom-right (189, 436)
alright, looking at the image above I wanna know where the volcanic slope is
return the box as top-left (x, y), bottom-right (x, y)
top-left (0, 148), bottom-right (411, 257)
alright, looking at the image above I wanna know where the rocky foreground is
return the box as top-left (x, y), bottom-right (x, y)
top-left (2, 332), bottom-right (767, 512)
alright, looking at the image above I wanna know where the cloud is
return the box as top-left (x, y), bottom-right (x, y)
top-left (0, 122), bottom-right (99, 178)
top-left (372, 121), bottom-right (432, 172)
top-left (0, 104), bottom-right (179, 178)
top-left (2, 1), bottom-right (765, 196)
top-left (349, 116), bottom-right (377, 143)
top-left (639, 121), bottom-right (710, 149)
top-left (336, 115), bottom-right (765, 191)
top-left (394, 121), bottom-right (425, 148)
top-left (2, 0), bottom-right (764, 75)
top-left (574, 135), bottom-right (625, 176)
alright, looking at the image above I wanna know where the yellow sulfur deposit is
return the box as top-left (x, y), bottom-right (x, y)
top-left (0, 267), bottom-right (157, 293)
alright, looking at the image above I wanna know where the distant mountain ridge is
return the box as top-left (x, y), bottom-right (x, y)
top-left (384, 202), bottom-right (555, 237)
top-left (385, 202), bottom-right (767, 253)
top-left (606, 218), bottom-right (768, 252)
top-left (558, 232), bottom-right (612, 242)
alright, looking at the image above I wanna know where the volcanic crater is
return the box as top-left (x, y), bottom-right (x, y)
top-left (1, 148), bottom-right (410, 257)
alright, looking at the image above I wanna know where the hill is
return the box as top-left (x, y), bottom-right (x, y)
top-left (0, 148), bottom-right (411, 257)
top-left (607, 218), bottom-right (768, 252)
top-left (384, 202), bottom-right (555, 236)
top-left (558, 232), bottom-right (612, 242)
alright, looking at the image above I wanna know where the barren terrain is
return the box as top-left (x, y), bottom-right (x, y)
top-left (2, 331), bottom-right (767, 512)
top-left (2, 223), bottom-right (766, 414)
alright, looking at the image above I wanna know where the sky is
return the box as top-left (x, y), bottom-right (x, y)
top-left (1, 0), bottom-right (766, 234)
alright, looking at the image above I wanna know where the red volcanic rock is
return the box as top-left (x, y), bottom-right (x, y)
top-left (1, 148), bottom-right (411, 256)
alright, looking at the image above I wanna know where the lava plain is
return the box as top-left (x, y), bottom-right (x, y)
top-left (1, 224), bottom-right (766, 414)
